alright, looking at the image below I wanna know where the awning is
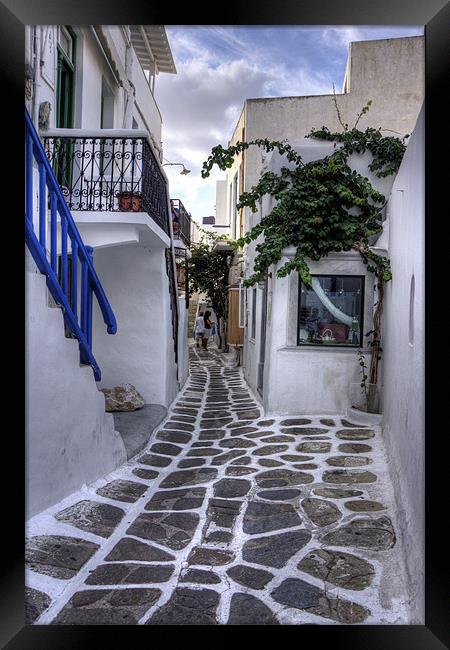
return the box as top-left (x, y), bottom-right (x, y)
top-left (130, 25), bottom-right (176, 75)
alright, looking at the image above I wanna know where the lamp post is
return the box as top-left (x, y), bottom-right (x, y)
top-left (162, 162), bottom-right (191, 175)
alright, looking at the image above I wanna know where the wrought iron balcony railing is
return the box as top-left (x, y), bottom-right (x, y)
top-left (170, 198), bottom-right (191, 247)
top-left (42, 129), bottom-right (171, 235)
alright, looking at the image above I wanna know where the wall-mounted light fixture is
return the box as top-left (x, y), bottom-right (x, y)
top-left (162, 161), bottom-right (191, 175)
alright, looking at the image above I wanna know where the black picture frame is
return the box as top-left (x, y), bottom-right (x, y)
top-left (1, 0), bottom-right (448, 646)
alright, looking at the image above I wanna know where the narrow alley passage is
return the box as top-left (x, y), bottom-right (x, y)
top-left (26, 346), bottom-right (410, 625)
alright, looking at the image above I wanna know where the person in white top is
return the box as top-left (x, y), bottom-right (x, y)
top-left (194, 311), bottom-right (205, 348)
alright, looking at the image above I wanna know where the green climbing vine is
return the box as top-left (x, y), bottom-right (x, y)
top-left (201, 100), bottom-right (407, 288)
top-left (201, 99), bottom-right (409, 386)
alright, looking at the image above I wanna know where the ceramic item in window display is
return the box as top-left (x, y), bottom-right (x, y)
top-left (351, 317), bottom-right (360, 345)
top-left (321, 329), bottom-right (336, 344)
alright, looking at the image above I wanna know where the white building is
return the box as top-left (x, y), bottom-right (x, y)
top-left (218, 35), bottom-right (425, 620)
top-left (220, 35), bottom-right (424, 411)
top-left (25, 25), bottom-right (190, 516)
top-left (380, 106), bottom-right (424, 620)
top-left (221, 36), bottom-right (424, 250)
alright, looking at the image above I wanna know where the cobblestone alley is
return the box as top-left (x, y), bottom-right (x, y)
top-left (25, 346), bottom-right (411, 625)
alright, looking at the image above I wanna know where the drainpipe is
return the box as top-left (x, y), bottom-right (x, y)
top-left (90, 27), bottom-right (122, 88)
top-left (122, 26), bottom-right (135, 129)
top-left (31, 26), bottom-right (40, 126)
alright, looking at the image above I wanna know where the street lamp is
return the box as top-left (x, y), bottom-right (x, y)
top-left (162, 162), bottom-right (191, 175)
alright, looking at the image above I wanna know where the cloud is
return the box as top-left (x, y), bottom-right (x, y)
top-left (156, 38), bottom-right (281, 218)
top-left (321, 26), bottom-right (364, 48)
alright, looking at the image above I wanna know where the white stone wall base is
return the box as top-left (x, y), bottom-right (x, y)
top-left (346, 406), bottom-right (383, 426)
top-left (26, 269), bottom-right (127, 518)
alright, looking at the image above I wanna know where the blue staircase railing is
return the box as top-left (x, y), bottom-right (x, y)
top-left (25, 109), bottom-right (117, 381)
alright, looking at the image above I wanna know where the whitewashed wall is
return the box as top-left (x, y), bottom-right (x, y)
top-left (243, 140), bottom-right (396, 415)
top-left (131, 54), bottom-right (163, 153)
top-left (243, 36), bottom-right (424, 196)
top-left (222, 36), bottom-right (424, 245)
top-left (25, 26), bottom-right (58, 127)
top-left (91, 243), bottom-right (178, 407)
top-left (26, 25), bottom-right (162, 143)
top-left (26, 269), bottom-right (127, 517)
top-left (177, 299), bottom-right (189, 389)
top-left (381, 106), bottom-right (424, 622)
top-left (258, 252), bottom-right (374, 415)
top-left (215, 180), bottom-right (229, 227)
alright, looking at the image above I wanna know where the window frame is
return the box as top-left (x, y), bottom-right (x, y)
top-left (55, 26), bottom-right (77, 189)
top-left (56, 26), bottom-right (76, 127)
top-left (297, 273), bottom-right (365, 348)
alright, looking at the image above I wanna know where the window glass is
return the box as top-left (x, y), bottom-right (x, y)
top-left (298, 275), bottom-right (364, 346)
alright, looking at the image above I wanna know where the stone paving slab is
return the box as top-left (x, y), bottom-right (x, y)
top-left (25, 587), bottom-right (52, 624)
top-left (53, 588), bottom-right (161, 625)
top-left (25, 535), bottom-right (100, 579)
top-left (25, 345), bottom-right (411, 626)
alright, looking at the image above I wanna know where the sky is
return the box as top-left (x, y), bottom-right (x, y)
top-left (154, 25), bottom-right (424, 223)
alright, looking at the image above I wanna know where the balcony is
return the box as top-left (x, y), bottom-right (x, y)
top-left (42, 129), bottom-right (171, 236)
top-left (170, 198), bottom-right (191, 248)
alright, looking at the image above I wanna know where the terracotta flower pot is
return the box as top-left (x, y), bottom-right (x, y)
top-left (117, 192), bottom-right (143, 212)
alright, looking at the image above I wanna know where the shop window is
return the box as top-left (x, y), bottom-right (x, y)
top-left (298, 275), bottom-right (364, 347)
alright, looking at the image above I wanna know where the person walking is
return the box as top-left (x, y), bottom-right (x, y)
top-left (194, 311), bottom-right (205, 348)
top-left (201, 310), bottom-right (212, 349)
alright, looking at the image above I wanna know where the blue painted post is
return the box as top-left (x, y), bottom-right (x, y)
top-left (86, 246), bottom-right (94, 349)
top-left (61, 216), bottom-right (68, 295)
top-left (26, 134), bottom-right (33, 224)
top-left (80, 256), bottom-right (88, 335)
top-left (38, 162), bottom-right (46, 249)
top-left (50, 192), bottom-right (57, 273)
top-left (71, 239), bottom-right (78, 319)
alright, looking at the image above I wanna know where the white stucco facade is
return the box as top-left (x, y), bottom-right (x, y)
top-left (239, 37), bottom-right (424, 201)
top-left (25, 24), bottom-right (185, 516)
top-left (242, 140), bottom-right (397, 415)
top-left (26, 268), bottom-right (127, 518)
top-left (177, 297), bottom-right (190, 389)
top-left (219, 37), bottom-right (424, 391)
top-left (215, 180), bottom-right (230, 235)
top-left (380, 106), bottom-right (424, 622)
top-left (91, 243), bottom-right (178, 406)
top-left (25, 25), bottom-right (174, 153)
top-left (227, 47), bottom-right (425, 616)
top-left (219, 36), bottom-right (423, 247)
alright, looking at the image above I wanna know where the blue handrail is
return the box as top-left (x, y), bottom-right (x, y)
top-left (25, 109), bottom-right (117, 380)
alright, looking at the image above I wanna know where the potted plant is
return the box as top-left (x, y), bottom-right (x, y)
top-left (348, 349), bottom-right (382, 424)
top-left (117, 191), bottom-right (143, 212)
